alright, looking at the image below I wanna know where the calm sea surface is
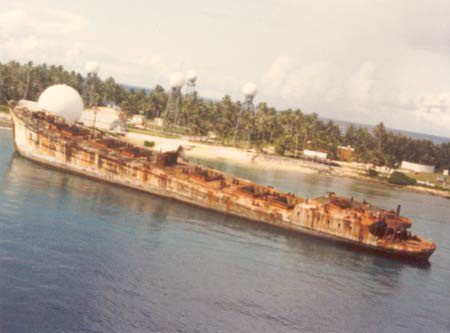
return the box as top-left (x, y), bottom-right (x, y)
top-left (0, 128), bottom-right (449, 333)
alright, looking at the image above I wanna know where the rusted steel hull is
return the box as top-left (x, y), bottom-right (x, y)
top-left (10, 104), bottom-right (436, 262)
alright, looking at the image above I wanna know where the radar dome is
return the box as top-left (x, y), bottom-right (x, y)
top-left (85, 61), bottom-right (100, 74)
top-left (170, 72), bottom-right (185, 88)
top-left (186, 70), bottom-right (198, 82)
top-left (242, 82), bottom-right (257, 97)
top-left (38, 84), bottom-right (84, 122)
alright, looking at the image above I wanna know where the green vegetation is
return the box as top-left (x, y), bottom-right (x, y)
top-left (388, 172), bottom-right (417, 186)
top-left (144, 140), bottom-right (155, 148)
top-left (367, 169), bottom-right (379, 177)
top-left (0, 105), bottom-right (9, 113)
top-left (126, 125), bottom-right (180, 139)
top-left (1, 60), bottom-right (449, 171)
top-left (410, 172), bottom-right (441, 184)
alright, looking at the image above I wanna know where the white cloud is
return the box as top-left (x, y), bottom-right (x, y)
top-left (259, 56), bottom-right (450, 136)
top-left (0, 7), bottom-right (88, 69)
top-left (347, 61), bottom-right (376, 113)
top-left (64, 45), bottom-right (83, 66)
top-left (0, 8), bottom-right (86, 37)
top-left (260, 56), bottom-right (344, 111)
top-left (411, 92), bottom-right (450, 129)
top-left (134, 55), bottom-right (171, 83)
top-left (0, 1), bottom-right (450, 137)
top-left (3, 35), bottom-right (40, 56)
top-left (261, 56), bottom-right (296, 95)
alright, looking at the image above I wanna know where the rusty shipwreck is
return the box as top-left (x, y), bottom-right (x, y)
top-left (9, 100), bottom-right (436, 261)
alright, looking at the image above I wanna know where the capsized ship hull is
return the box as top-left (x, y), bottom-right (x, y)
top-left (10, 102), bottom-right (436, 261)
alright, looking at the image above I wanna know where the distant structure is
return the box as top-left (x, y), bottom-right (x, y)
top-left (153, 117), bottom-right (164, 127)
top-left (337, 146), bottom-right (355, 162)
top-left (303, 149), bottom-right (328, 160)
top-left (234, 82), bottom-right (257, 143)
top-left (85, 61), bottom-right (100, 108)
top-left (84, 61), bottom-right (101, 135)
top-left (80, 106), bottom-right (125, 132)
top-left (242, 82), bottom-right (257, 112)
top-left (400, 161), bottom-right (435, 174)
top-left (38, 84), bottom-right (83, 122)
top-left (129, 114), bottom-right (146, 127)
top-left (185, 70), bottom-right (198, 96)
top-left (164, 72), bottom-right (185, 127)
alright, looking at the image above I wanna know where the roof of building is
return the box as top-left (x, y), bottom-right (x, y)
top-left (80, 107), bottom-right (123, 128)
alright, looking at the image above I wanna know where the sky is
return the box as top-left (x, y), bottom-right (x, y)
top-left (1, 0), bottom-right (450, 137)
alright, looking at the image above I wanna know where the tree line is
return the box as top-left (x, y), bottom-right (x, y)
top-left (1, 60), bottom-right (449, 170)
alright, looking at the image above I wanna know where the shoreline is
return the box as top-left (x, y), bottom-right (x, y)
top-left (2, 118), bottom-right (448, 200)
top-left (0, 113), bottom-right (12, 128)
top-left (124, 132), bottom-right (318, 174)
top-left (124, 131), bottom-right (450, 200)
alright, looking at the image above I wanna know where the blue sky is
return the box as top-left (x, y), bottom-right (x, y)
top-left (1, 0), bottom-right (450, 136)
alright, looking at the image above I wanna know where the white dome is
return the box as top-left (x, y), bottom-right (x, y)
top-left (38, 84), bottom-right (84, 122)
top-left (85, 61), bottom-right (100, 74)
top-left (186, 70), bottom-right (198, 82)
top-left (242, 82), bottom-right (257, 97)
top-left (170, 72), bottom-right (185, 88)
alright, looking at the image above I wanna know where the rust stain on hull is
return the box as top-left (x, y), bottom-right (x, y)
top-left (9, 103), bottom-right (437, 262)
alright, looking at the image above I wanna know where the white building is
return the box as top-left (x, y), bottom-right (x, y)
top-left (129, 114), bottom-right (146, 126)
top-left (303, 149), bottom-right (327, 160)
top-left (400, 161), bottom-right (435, 173)
top-left (153, 117), bottom-right (164, 127)
top-left (79, 107), bottom-right (125, 132)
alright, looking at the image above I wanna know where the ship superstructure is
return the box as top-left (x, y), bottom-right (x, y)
top-left (10, 101), bottom-right (436, 261)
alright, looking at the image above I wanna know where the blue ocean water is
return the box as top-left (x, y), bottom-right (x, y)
top-left (0, 128), bottom-right (449, 332)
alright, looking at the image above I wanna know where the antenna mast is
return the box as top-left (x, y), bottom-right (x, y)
top-left (85, 61), bottom-right (100, 137)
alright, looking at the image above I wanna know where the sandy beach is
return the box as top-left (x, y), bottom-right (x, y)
top-left (124, 132), bottom-right (318, 174)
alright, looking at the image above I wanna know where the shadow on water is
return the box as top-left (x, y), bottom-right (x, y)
top-left (4, 153), bottom-right (431, 272)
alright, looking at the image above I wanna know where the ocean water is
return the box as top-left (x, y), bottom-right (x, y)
top-left (0, 128), bottom-right (449, 332)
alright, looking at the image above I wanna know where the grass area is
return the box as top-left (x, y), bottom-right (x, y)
top-left (408, 171), bottom-right (441, 183)
top-left (0, 105), bottom-right (10, 113)
top-left (398, 170), bottom-right (450, 192)
top-left (188, 138), bottom-right (253, 150)
top-left (126, 125), bottom-right (180, 139)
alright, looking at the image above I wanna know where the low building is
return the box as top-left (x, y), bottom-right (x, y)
top-left (79, 107), bottom-right (125, 132)
top-left (337, 146), bottom-right (355, 162)
top-left (400, 161), bottom-right (435, 174)
top-left (153, 117), bottom-right (164, 127)
top-left (129, 114), bottom-right (146, 126)
top-left (303, 149), bottom-right (327, 160)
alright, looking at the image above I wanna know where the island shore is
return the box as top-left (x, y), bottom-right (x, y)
top-left (2, 119), bottom-right (448, 200)
top-left (124, 132), bottom-right (318, 174)
top-left (124, 132), bottom-right (450, 200)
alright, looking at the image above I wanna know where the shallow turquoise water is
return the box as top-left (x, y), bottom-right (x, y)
top-left (1, 128), bottom-right (449, 332)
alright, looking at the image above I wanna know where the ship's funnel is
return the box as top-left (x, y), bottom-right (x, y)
top-left (38, 84), bottom-right (84, 122)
